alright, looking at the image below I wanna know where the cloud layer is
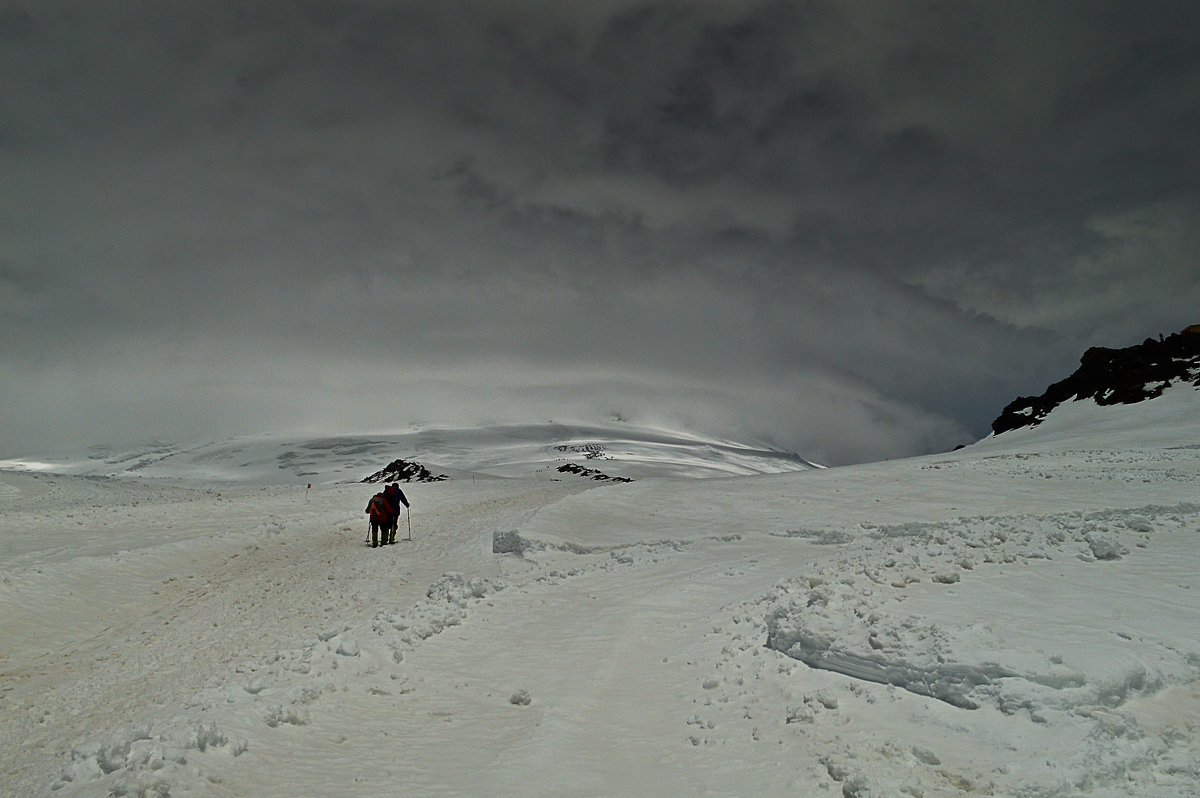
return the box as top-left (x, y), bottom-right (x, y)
top-left (2, 1), bottom-right (1198, 464)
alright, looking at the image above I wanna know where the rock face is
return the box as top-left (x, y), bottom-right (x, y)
top-left (991, 329), bottom-right (1200, 435)
top-left (556, 463), bottom-right (633, 483)
top-left (363, 458), bottom-right (448, 483)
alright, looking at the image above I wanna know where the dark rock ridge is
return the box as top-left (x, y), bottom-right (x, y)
top-left (554, 443), bottom-right (606, 460)
top-left (363, 458), bottom-right (448, 483)
top-left (991, 329), bottom-right (1200, 435)
top-left (556, 463), bottom-right (633, 483)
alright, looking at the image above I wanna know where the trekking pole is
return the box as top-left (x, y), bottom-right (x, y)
top-left (365, 519), bottom-right (371, 545)
top-left (406, 506), bottom-right (412, 541)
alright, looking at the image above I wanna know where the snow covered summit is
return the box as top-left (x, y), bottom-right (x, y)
top-left (23, 422), bottom-right (821, 484)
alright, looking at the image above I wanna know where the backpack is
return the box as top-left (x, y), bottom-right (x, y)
top-left (366, 494), bottom-right (390, 522)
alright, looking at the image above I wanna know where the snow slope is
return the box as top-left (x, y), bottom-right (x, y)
top-left (15, 422), bottom-right (820, 485)
top-left (1, 389), bottom-right (1199, 797)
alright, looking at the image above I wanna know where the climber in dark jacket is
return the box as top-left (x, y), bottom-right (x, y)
top-left (382, 482), bottom-right (409, 545)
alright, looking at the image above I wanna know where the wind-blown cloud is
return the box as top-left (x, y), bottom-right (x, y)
top-left (2, 0), bottom-right (1197, 464)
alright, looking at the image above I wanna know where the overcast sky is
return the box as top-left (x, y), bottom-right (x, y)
top-left (2, 0), bottom-right (1198, 465)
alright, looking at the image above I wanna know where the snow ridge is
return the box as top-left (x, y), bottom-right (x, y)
top-left (25, 422), bottom-right (821, 483)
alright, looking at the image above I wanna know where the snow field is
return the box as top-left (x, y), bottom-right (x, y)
top-left (760, 505), bottom-right (1200, 792)
top-left (0, 476), bottom-right (586, 796)
top-left (2, 392), bottom-right (1200, 797)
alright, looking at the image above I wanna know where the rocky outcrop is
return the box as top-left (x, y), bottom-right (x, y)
top-left (363, 458), bottom-right (447, 483)
top-left (556, 463), bottom-right (633, 482)
top-left (991, 330), bottom-right (1200, 435)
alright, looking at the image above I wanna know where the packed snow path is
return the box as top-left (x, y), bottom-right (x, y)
top-left (2, 405), bottom-right (1200, 795)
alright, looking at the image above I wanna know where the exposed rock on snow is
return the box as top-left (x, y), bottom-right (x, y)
top-left (363, 457), bottom-right (447, 483)
top-left (555, 462), bottom-right (633, 482)
top-left (993, 331), bottom-right (1200, 434)
top-left (554, 442), bottom-right (607, 459)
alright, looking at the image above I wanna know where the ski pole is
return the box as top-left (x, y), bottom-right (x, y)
top-left (407, 506), bottom-right (412, 541)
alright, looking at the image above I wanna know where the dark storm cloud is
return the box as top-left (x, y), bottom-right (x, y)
top-left (2, 0), bottom-right (1198, 464)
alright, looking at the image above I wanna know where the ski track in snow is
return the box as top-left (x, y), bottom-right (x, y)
top-left (2, 409), bottom-right (1200, 796)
